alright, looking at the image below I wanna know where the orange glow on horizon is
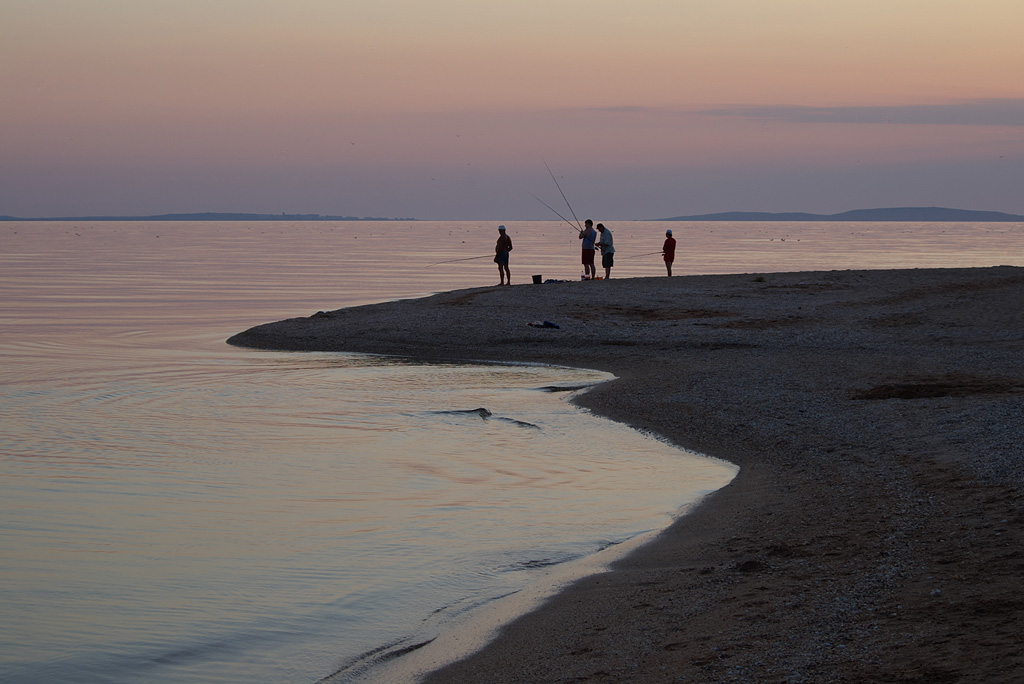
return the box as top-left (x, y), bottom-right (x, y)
top-left (2, 0), bottom-right (1022, 217)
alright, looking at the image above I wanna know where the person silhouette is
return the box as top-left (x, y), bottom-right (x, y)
top-left (578, 219), bottom-right (597, 279)
top-left (663, 229), bottom-right (676, 276)
top-left (494, 224), bottom-right (512, 285)
top-left (596, 223), bottom-right (615, 279)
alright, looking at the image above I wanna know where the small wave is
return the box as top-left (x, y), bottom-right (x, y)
top-left (315, 636), bottom-right (437, 683)
top-left (538, 384), bottom-right (595, 393)
top-left (500, 551), bottom-right (580, 572)
top-left (431, 407), bottom-right (492, 418)
top-left (492, 416), bottom-right (541, 429)
top-left (428, 408), bottom-right (541, 429)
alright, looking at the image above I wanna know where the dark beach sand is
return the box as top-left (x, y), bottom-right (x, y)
top-left (229, 266), bottom-right (1024, 683)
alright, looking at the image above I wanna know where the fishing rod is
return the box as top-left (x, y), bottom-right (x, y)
top-left (530, 193), bottom-right (583, 233)
top-left (428, 254), bottom-right (492, 267)
top-left (543, 161), bottom-right (584, 232)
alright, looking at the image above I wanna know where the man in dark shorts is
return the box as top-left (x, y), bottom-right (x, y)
top-left (494, 224), bottom-right (512, 285)
top-left (596, 223), bottom-right (615, 279)
top-left (578, 219), bottom-right (597, 279)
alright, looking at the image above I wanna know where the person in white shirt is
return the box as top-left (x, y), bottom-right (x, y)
top-left (596, 223), bottom-right (615, 279)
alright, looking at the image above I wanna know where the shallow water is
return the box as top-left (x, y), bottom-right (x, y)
top-left (0, 221), bottom-right (734, 684)
top-left (1, 219), bottom-right (1019, 683)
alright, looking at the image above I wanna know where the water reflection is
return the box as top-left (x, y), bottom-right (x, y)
top-left (2, 219), bottom-right (1018, 683)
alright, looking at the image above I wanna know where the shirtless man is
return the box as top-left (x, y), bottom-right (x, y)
top-left (494, 225), bottom-right (512, 285)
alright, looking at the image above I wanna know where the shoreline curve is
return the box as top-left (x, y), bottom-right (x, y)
top-left (229, 266), bottom-right (1024, 683)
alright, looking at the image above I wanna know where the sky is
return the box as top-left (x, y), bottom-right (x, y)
top-left (2, 0), bottom-right (1023, 219)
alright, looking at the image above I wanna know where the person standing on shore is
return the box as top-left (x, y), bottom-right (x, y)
top-left (663, 229), bottom-right (676, 276)
top-left (579, 219), bottom-right (597, 280)
top-left (596, 223), bottom-right (615, 279)
top-left (494, 224), bottom-right (513, 285)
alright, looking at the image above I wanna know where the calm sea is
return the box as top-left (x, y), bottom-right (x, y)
top-left (1, 220), bottom-right (1020, 684)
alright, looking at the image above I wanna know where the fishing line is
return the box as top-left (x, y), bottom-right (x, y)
top-left (618, 250), bottom-right (666, 259)
top-left (428, 254), bottom-right (493, 267)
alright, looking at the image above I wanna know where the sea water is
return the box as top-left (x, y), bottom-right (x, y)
top-left (1, 220), bottom-right (1020, 684)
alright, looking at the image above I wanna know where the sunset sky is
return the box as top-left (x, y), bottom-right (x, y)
top-left (3, 0), bottom-right (1023, 219)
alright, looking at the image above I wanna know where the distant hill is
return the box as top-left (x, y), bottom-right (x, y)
top-left (0, 212), bottom-right (414, 222)
top-left (658, 207), bottom-right (1024, 222)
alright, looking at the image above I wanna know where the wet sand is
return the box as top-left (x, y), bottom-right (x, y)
top-left (229, 266), bottom-right (1024, 683)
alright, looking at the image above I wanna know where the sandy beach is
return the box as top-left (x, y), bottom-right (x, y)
top-left (229, 266), bottom-right (1024, 683)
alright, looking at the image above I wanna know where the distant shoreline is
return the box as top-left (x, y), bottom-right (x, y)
top-left (3, 206), bottom-right (1023, 222)
top-left (657, 206), bottom-right (1024, 221)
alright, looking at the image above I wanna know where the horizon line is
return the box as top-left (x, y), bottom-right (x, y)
top-left (3, 206), bottom-right (1024, 223)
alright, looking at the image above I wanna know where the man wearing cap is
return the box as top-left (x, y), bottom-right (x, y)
top-left (663, 229), bottom-right (677, 276)
top-left (494, 224), bottom-right (513, 285)
top-left (596, 223), bottom-right (615, 279)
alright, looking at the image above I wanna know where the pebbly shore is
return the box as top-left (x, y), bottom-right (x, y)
top-left (229, 266), bottom-right (1024, 683)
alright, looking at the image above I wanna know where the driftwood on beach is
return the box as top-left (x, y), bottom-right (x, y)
top-left (230, 266), bottom-right (1024, 683)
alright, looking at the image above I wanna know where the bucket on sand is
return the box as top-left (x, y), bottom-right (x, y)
top-left (532, 274), bottom-right (542, 284)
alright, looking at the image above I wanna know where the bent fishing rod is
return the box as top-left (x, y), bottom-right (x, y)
top-left (530, 193), bottom-right (584, 234)
top-left (544, 161), bottom-right (584, 232)
top-left (533, 162), bottom-right (588, 235)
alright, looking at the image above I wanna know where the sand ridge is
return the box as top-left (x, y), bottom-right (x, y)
top-left (229, 266), bottom-right (1024, 683)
